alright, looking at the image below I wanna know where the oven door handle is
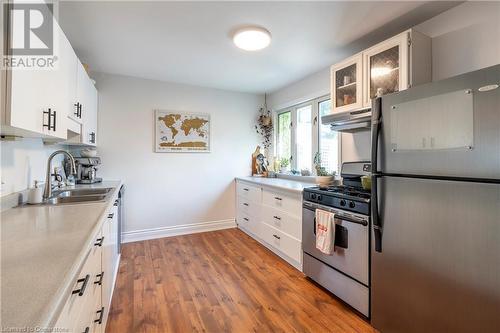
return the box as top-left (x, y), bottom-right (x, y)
top-left (313, 217), bottom-right (316, 235)
top-left (335, 215), bottom-right (368, 227)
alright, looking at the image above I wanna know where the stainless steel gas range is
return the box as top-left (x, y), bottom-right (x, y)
top-left (302, 161), bottom-right (371, 317)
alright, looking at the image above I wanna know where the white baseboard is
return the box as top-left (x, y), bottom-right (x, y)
top-left (122, 219), bottom-right (236, 243)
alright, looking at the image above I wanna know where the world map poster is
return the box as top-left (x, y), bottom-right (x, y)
top-left (155, 110), bottom-right (211, 152)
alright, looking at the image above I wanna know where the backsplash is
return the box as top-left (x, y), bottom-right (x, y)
top-left (0, 138), bottom-right (66, 196)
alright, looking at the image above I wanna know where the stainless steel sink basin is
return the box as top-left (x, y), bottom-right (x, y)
top-left (45, 195), bottom-right (108, 205)
top-left (53, 188), bottom-right (112, 197)
top-left (43, 188), bottom-right (113, 205)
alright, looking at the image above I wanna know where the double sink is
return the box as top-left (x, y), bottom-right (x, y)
top-left (46, 187), bottom-right (113, 205)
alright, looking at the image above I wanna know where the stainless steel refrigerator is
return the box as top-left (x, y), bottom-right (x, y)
top-left (370, 65), bottom-right (500, 333)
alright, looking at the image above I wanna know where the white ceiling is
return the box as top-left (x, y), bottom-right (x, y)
top-left (59, 1), bottom-right (459, 94)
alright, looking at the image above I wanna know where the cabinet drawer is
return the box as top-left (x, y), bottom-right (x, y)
top-left (260, 222), bottom-right (302, 263)
top-left (55, 231), bottom-right (103, 331)
top-left (262, 189), bottom-right (301, 217)
top-left (236, 210), bottom-right (259, 234)
top-left (236, 195), bottom-right (261, 219)
top-left (261, 204), bottom-right (301, 240)
top-left (236, 181), bottom-right (261, 203)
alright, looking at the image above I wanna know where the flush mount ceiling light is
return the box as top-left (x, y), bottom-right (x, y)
top-left (233, 27), bottom-right (271, 51)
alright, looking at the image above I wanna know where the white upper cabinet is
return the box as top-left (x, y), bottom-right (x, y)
top-left (330, 29), bottom-right (431, 113)
top-left (331, 53), bottom-right (363, 113)
top-left (4, 3), bottom-right (68, 139)
top-left (77, 61), bottom-right (98, 146)
top-left (1, 0), bottom-right (98, 145)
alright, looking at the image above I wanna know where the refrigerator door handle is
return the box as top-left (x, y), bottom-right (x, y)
top-left (372, 174), bottom-right (383, 252)
top-left (371, 97), bottom-right (382, 174)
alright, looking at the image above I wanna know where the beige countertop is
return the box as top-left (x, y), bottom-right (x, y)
top-left (236, 176), bottom-right (315, 193)
top-left (0, 181), bottom-right (122, 329)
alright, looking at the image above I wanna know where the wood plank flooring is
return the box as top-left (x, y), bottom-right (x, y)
top-left (106, 228), bottom-right (376, 333)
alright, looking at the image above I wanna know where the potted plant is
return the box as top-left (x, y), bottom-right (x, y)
top-left (314, 152), bottom-right (334, 186)
top-left (255, 94), bottom-right (273, 155)
top-left (279, 157), bottom-right (290, 173)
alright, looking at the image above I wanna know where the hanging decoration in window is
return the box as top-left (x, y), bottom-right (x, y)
top-left (255, 94), bottom-right (273, 153)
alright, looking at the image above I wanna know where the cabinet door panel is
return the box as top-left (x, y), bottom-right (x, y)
top-left (331, 53), bottom-right (363, 113)
top-left (363, 32), bottom-right (409, 107)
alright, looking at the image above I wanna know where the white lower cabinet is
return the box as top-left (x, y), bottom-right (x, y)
top-left (236, 180), bottom-right (303, 269)
top-left (55, 195), bottom-right (120, 332)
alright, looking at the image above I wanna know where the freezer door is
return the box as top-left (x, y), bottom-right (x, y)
top-left (371, 176), bottom-right (500, 333)
top-left (375, 64), bottom-right (500, 179)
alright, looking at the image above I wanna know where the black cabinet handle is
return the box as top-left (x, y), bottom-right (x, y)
top-left (108, 213), bottom-right (114, 218)
top-left (243, 217), bottom-right (249, 221)
top-left (74, 102), bottom-right (82, 118)
top-left (243, 188), bottom-right (249, 191)
top-left (243, 203), bottom-right (249, 206)
top-left (52, 110), bottom-right (56, 131)
top-left (43, 109), bottom-right (51, 130)
top-left (94, 307), bottom-right (104, 324)
top-left (82, 327), bottom-right (89, 333)
top-left (273, 234), bottom-right (280, 240)
top-left (273, 215), bottom-right (281, 220)
top-left (113, 199), bottom-right (119, 206)
top-left (274, 197), bottom-right (282, 201)
top-left (72, 274), bottom-right (90, 296)
top-left (94, 237), bottom-right (104, 247)
top-left (95, 271), bottom-right (104, 285)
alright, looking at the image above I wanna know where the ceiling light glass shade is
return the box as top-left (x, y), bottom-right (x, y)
top-left (233, 27), bottom-right (271, 51)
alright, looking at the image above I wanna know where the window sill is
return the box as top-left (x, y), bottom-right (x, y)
top-left (276, 173), bottom-right (340, 184)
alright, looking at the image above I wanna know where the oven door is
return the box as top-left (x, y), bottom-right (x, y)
top-left (302, 201), bottom-right (369, 286)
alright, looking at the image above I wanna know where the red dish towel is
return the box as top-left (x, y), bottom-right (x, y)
top-left (315, 209), bottom-right (335, 255)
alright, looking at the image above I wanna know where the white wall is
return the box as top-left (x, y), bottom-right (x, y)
top-left (93, 73), bottom-right (261, 234)
top-left (416, 1), bottom-right (500, 81)
top-left (268, 1), bottom-right (500, 165)
top-left (0, 139), bottom-right (64, 196)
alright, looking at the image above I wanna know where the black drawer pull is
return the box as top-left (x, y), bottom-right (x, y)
top-left (273, 234), bottom-right (280, 240)
top-left (243, 188), bottom-right (249, 191)
top-left (94, 237), bottom-right (104, 247)
top-left (274, 197), bottom-right (282, 201)
top-left (273, 215), bottom-right (281, 220)
top-left (82, 327), bottom-right (89, 333)
top-left (95, 307), bottom-right (104, 324)
top-left (108, 213), bottom-right (114, 218)
top-left (113, 199), bottom-right (119, 206)
top-left (243, 217), bottom-right (249, 221)
top-left (72, 274), bottom-right (90, 296)
top-left (243, 203), bottom-right (249, 206)
top-left (95, 271), bottom-right (104, 285)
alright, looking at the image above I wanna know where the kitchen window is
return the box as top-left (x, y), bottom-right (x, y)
top-left (275, 96), bottom-right (340, 175)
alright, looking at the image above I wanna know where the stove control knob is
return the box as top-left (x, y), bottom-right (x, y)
top-left (311, 193), bottom-right (317, 200)
top-left (349, 201), bottom-right (356, 208)
top-left (317, 194), bottom-right (322, 201)
top-left (340, 199), bottom-right (346, 207)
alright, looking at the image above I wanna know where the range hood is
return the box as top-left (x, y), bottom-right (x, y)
top-left (321, 108), bottom-right (372, 133)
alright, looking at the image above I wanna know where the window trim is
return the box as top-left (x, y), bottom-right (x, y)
top-left (274, 95), bottom-right (342, 175)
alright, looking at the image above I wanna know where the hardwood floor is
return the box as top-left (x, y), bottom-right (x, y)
top-left (106, 228), bottom-right (376, 333)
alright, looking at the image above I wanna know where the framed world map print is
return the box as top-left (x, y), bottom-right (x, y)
top-left (155, 110), bottom-right (211, 152)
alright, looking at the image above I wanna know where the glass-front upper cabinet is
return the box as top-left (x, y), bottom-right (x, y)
top-left (363, 32), bottom-right (409, 107)
top-left (331, 53), bottom-right (363, 113)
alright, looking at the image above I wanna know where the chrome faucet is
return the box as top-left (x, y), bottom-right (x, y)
top-left (43, 150), bottom-right (76, 200)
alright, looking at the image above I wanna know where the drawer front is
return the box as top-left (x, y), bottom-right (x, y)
top-left (262, 188), bottom-right (301, 217)
top-left (260, 222), bottom-right (302, 263)
top-left (261, 204), bottom-right (301, 240)
top-left (236, 195), bottom-right (261, 219)
top-left (236, 181), bottom-right (261, 203)
top-left (55, 230), bottom-right (103, 331)
top-left (236, 210), bottom-right (258, 234)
